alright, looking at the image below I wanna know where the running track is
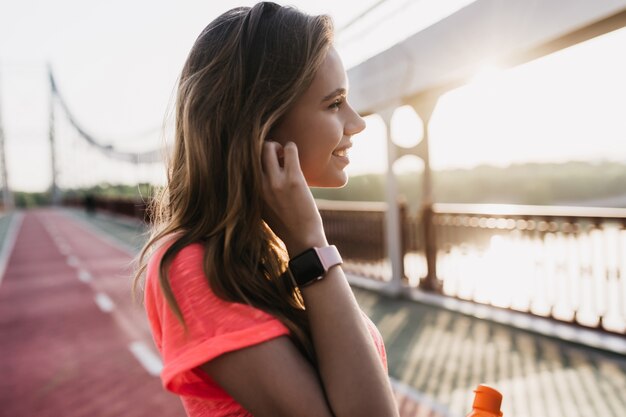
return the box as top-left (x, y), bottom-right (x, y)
top-left (0, 209), bottom-right (185, 417)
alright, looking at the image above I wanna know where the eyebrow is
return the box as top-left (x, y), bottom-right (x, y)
top-left (321, 88), bottom-right (347, 103)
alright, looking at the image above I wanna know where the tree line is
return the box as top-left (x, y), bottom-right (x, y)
top-left (312, 160), bottom-right (626, 212)
top-left (11, 160), bottom-right (626, 210)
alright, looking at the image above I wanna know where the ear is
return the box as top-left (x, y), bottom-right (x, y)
top-left (267, 118), bottom-right (289, 147)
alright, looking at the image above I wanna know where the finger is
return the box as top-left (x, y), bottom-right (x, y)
top-left (261, 141), bottom-right (282, 177)
top-left (283, 142), bottom-right (302, 178)
top-left (277, 146), bottom-right (285, 168)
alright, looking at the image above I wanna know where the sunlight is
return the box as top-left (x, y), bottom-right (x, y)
top-left (425, 225), bottom-right (626, 331)
top-left (345, 113), bottom-right (387, 176)
top-left (392, 155), bottom-right (424, 175)
top-left (390, 105), bottom-right (423, 148)
top-left (469, 64), bottom-right (503, 86)
top-left (426, 26), bottom-right (626, 171)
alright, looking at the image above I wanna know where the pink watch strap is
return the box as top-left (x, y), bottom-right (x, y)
top-left (314, 245), bottom-right (343, 271)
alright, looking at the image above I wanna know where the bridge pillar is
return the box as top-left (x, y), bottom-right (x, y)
top-left (379, 106), bottom-right (404, 296)
top-left (406, 94), bottom-right (441, 292)
top-left (374, 94), bottom-right (443, 293)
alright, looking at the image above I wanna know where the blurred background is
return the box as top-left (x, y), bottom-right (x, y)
top-left (1, 1), bottom-right (625, 417)
top-left (1, 0), bottom-right (626, 205)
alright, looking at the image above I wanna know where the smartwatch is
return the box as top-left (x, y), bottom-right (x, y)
top-left (288, 245), bottom-right (343, 288)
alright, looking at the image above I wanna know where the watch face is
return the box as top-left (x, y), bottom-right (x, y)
top-left (290, 248), bottom-right (325, 284)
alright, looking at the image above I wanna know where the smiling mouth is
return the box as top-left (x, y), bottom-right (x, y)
top-left (332, 142), bottom-right (352, 157)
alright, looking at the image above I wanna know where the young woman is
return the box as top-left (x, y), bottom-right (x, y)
top-left (134, 2), bottom-right (400, 416)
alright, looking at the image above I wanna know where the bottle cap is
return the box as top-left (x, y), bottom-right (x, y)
top-left (472, 385), bottom-right (502, 416)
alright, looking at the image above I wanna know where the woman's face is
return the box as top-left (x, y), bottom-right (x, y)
top-left (272, 47), bottom-right (366, 188)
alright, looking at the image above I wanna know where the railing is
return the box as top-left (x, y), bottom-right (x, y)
top-left (316, 199), bottom-right (393, 281)
top-left (322, 201), bottom-right (626, 334)
top-left (67, 196), bottom-right (626, 334)
top-left (427, 204), bottom-right (626, 334)
top-left (64, 195), bottom-right (150, 222)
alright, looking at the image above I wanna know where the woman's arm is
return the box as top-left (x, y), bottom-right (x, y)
top-left (259, 141), bottom-right (399, 417)
top-left (201, 263), bottom-right (397, 417)
top-left (299, 262), bottom-right (398, 417)
top-left (200, 335), bottom-right (336, 417)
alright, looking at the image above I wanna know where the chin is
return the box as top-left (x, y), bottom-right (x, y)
top-left (309, 172), bottom-right (349, 188)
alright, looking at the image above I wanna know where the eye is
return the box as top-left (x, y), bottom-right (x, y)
top-left (329, 97), bottom-right (344, 110)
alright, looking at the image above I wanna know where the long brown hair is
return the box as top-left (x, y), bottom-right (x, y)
top-left (133, 2), bottom-right (334, 365)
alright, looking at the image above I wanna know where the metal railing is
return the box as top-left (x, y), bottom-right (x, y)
top-left (426, 203), bottom-right (626, 334)
top-left (64, 195), bottom-right (150, 222)
top-left (316, 199), bottom-right (393, 281)
top-left (67, 196), bottom-right (626, 334)
top-left (321, 201), bottom-right (626, 334)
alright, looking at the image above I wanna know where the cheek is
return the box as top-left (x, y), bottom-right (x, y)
top-left (300, 140), bottom-right (342, 183)
top-left (285, 113), bottom-right (343, 176)
top-left (298, 139), bottom-right (328, 176)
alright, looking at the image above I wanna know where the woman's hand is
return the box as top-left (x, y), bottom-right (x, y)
top-left (261, 141), bottom-right (328, 256)
top-left (260, 141), bottom-right (399, 417)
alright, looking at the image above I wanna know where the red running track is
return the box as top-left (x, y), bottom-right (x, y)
top-left (0, 208), bottom-right (185, 417)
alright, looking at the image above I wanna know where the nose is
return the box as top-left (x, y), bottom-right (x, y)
top-left (344, 105), bottom-right (366, 136)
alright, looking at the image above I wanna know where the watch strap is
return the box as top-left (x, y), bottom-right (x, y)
top-left (288, 245), bottom-right (342, 288)
top-left (314, 245), bottom-right (343, 271)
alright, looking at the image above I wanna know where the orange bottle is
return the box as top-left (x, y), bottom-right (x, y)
top-left (466, 384), bottom-right (503, 417)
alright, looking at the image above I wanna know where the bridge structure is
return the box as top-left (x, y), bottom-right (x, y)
top-left (2, 1), bottom-right (626, 417)
top-left (346, 0), bottom-right (626, 294)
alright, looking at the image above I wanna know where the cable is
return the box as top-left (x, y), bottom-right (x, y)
top-left (337, 0), bottom-right (396, 33)
top-left (49, 69), bottom-right (164, 163)
top-left (338, 0), bottom-right (421, 45)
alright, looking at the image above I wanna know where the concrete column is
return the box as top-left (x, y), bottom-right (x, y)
top-left (379, 106), bottom-right (404, 296)
top-left (408, 95), bottom-right (440, 291)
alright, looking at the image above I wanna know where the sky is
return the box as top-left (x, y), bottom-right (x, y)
top-left (1, 0), bottom-right (626, 192)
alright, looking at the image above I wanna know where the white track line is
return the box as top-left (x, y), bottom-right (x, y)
top-left (78, 269), bottom-right (92, 283)
top-left (58, 244), bottom-right (72, 255)
top-left (54, 209), bottom-right (164, 381)
top-left (43, 210), bottom-right (164, 382)
top-left (94, 292), bottom-right (115, 313)
top-left (66, 255), bottom-right (79, 267)
top-left (54, 238), bottom-right (67, 246)
top-left (0, 212), bottom-right (24, 287)
top-left (59, 210), bottom-right (165, 380)
top-left (128, 341), bottom-right (163, 377)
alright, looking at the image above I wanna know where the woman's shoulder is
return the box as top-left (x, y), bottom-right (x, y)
top-left (144, 237), bottom-right (215, 310)
top-left (146, 236), bottom-right (206, 284)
